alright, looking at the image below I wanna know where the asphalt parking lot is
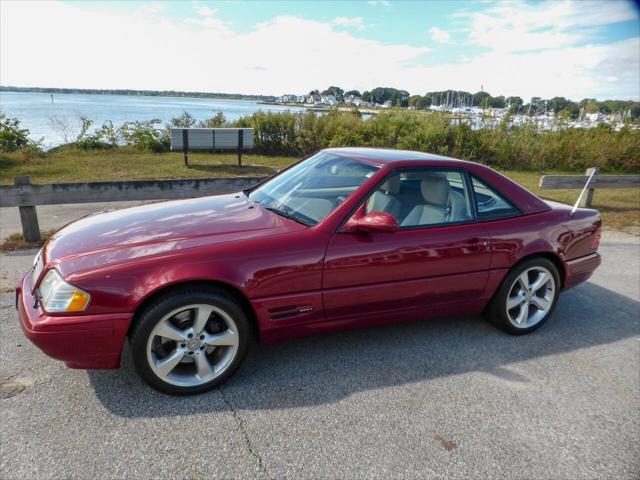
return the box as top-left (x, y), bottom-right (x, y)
top-left (0, 223), bottom-right (638, 479)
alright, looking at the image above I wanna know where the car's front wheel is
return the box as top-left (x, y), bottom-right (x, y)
top-left (130, 288), bottom-right (251, 395)
top-left (487, 257), bottom-right (560, 335)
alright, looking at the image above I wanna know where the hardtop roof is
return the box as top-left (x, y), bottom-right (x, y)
top-left (324, 147), bottom-right (473, 167)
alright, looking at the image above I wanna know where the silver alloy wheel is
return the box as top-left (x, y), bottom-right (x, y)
top-left (146, 304), bottom-right (239, 387)
top-left (505, 266), bottom-right (556, 329)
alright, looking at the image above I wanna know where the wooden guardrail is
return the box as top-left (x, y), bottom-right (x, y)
top-left (1, 175), bottom-right (267, 242)
top-left (540, 167), bottom-right (640, 208)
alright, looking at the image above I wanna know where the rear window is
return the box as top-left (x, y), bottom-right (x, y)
top-left (471, 176), bottom-right (521, 220)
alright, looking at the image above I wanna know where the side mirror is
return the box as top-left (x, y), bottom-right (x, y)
top-left (343, 210), bottom-right (399, 233)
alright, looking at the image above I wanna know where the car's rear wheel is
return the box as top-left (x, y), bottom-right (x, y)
top-left (130, 288), bottom-right (251, 395)
top-left (487, 258), bottom-right (560, 335)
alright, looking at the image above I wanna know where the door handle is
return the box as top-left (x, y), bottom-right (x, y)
top-left (464, 238), bottom-right (490, 250)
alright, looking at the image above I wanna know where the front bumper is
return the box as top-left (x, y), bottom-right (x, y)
top-left (563, 252), bottom-right (601, 290)
top-left (16, 273), bottom-right (132, 369)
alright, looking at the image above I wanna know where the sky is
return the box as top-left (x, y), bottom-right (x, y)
top-left (1, 0), bottom-right (639, 101)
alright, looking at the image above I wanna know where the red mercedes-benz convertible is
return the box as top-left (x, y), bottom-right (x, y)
top-left (16, 148), bottom-right (601, 394)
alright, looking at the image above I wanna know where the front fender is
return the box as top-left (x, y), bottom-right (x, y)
top-left (64, 250), bottom-right (250, 315)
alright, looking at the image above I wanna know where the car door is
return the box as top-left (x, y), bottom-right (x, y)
top-left (322, 167), bottom-right (493, 323)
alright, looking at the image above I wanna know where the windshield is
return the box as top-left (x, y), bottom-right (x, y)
top-left (248, 152), bottom-right (379, 226)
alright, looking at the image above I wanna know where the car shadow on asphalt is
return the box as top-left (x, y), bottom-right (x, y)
top-left (88, 281), bottom-right (639, 417)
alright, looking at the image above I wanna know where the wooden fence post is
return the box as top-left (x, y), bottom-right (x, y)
top-left (584, 166), bottom-right (600, 208)
top-left (182, 129), bottom-right (189, 167)
top-left (237, 129), bottom-right (243, 167)
top-left (14, 176), bottom-right (41, 243)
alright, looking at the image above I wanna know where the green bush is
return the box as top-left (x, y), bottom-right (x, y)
top-left (68, 118), bottom-right (169, 152)
top-left (228, 110), bottom-right (639, 172)
top-left (198, 112), bottom-right (228, 128)
top-left (11, 110), bottom-right (640, 172)
top-left (0, 114), bottom-right (41, 153)
top-left (73, 117), bottom-right (113, 150)
top-left (119, 119), bottom-right (169, 152)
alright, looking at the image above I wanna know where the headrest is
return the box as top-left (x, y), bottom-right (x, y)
top-left (380, 175), bottom-right (401, 195)
top-left (420, 175), bottom-right (450, 207)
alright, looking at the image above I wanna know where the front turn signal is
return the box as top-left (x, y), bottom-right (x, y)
top-left (38, 269), bottom-right (91, 313)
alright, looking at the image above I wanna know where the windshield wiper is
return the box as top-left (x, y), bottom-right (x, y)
top-left (263, 207), bottom-right (311, 226)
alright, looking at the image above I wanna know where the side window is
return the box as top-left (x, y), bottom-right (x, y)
top-left (366, 169), bottom-right (473, 227)
top-left (471, 175), bottom-right (521, 220)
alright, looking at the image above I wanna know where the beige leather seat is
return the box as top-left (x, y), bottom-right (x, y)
top-left (401, 174), bottom-right (450, 226)
top-left (367, 175), bottom-right (401, 219)
top-left (448, 189), bottom-right (469, 222)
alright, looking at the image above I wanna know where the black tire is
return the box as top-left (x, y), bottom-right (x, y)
top-left (130, 287), bottom-right (251, 395)
top-left (487, 257), bottom-right (561, 335)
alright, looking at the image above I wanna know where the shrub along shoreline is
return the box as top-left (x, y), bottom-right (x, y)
top-left (1, 110), bottom-right (639, 173)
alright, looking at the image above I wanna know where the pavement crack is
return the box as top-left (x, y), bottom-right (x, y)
top-left (219, 387), bottom-right (271, 479)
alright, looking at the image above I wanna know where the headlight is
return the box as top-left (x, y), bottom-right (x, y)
top-left (38, 269), bottom-right (91, 313)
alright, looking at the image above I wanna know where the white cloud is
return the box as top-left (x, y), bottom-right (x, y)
top-left (184, 3), bottom-right (230, 33)
top-left (367, 0), bottom-right (391, 6)
top-left (429, 27), bottom-right (453, 44)
top-left (137, 3), bottom-right (166, 16)
top-left (185, 16), bottom-right (230, 33)
top-left (459, 0), bottom-right (638, 53)
top-left (423, 37), bottom-right (639, 101)
top-left (0, 3), bottom-right (425, 95)
top-left (195, 5), bottom-right (217, 17)
top-left (0, 0), bottom-right (637, 101)
top-left (333, 16), bottom-right (366, 31)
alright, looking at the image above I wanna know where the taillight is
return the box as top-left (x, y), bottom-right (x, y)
top-left (591, 228), bottom-right (601, 251)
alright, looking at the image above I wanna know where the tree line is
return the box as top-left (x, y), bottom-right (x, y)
top-left (310, 86), bottom-right (640, 119)
top-left (0, 86), bottom-right (277, 102)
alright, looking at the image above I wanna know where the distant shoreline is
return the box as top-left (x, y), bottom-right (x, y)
top-left (258, 100), bottom-right (381, 115)
top-left (0, 86), bottom-right (277, 102)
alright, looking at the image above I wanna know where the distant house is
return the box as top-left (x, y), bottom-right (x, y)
top-left (382, 100), bottom-right (393, 108)
top-left (321, 95), bottom-right (338, 106)
top-left (343, 94), bottom-right (358, 105)
top-left (279, 92), bottom-right (373, 107)
top-left (343, 95), bottom-right (369, 107)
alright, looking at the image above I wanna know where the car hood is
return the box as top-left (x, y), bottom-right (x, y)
top-left (45, 193), bottom-right (306, 270)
